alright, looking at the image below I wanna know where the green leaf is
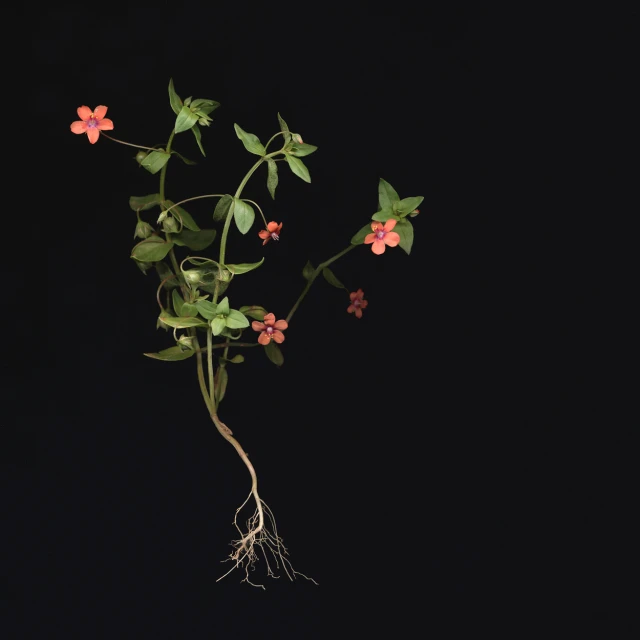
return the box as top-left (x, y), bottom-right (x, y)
top-left (129, 194), bottom-right (163, 211)
top-left (141, 151), bottom-right (171, 175)
top-left (225, 309), bottom-right (249, 329)
top-left (175, 105), bottom-right (199, 134)
top-left (395, 196), bottom-right (424, 217)
top-left (395, 218), bottom-right (414, 255)
top-left (290, 143), bottom-right (318, 157)
top-left (195, 299), bottom-right (217, 320)
top-left (213, 194), bottom-right (233, 222)
top-left (302, 260), bottom-right (315, 280)
top-left (191, 123), bottom-right (206, 156)
top-left (155, 262), bottom-right (180, 289)
top-left (190, 98), bottom-right (220, 116)
top-left (267, 158), bottom-right (278, 199)
top-left (239, 305), bottom-right (268, 321)
top-left (216, 297), bottom-right (230, 316)
top-left (234, 123), bottom-right (265, 156)
top-left (131, 237), bottom-right (174, 263)
top-left (277, 112), bottom-right (291, 144)
top-left (180, 302), bottom-right (198, 318)
top-left (172, 289), bottom-right (185, 316)
top-left (228, 354), bottom-right (245, 364)
top-left (168, 78), bottom-right (183, 115)
top-left (164, 200), bottom-right (200, 231)
top-left (322, 267), bottom-right (346, 289)
top-left (233, 198), bottom-right (255, 235)
top-left (171, 150), bottom-right (197, 165)
top-left (210, 316), bottom-right (226, 336)
top-left (378, 178), bottom-right (400, 210)
top-left (264, 340), bottom-right (284, 367)
top-left (171, 228), bottom-right (217, 251)
top-left (284, 154), bottom-right (311, 183)
top-left (144, 346), bottom-right (195, 362)
top-left (158, 315), bottom-right (208, 329)
top-left (371, 208), bottom-right (398, 222)
top-left (351, 222), bottom-right (373, 245)
top-left (226, 257), bottom-right (264, 275)
top-left (214, 366), bottom-right (228, 404)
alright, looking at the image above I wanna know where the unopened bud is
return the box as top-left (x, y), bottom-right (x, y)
top-left (135, 150), bottom-right (148, 164)
top-left (293, 133), bottom-right (303, 144)
top-left (162, 216), bottom-right (178, 233)
top-left (177, 335), bottom-right (194, 350)
top-left (134, 220), bottom-right (154, 239)
top-left (409, 208), bottom-right (420, 218)
top-left (184, 269), bottom-right (203, 285)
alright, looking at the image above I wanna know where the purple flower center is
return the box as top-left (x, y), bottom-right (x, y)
top-left (353, 299), bottom-right (361, 307)
top-left (376, 230), bottom-right (385, 239)
top-left (87, 117), bottom-right (99, 129)
top-left (270, 232), bottom-right (280, 241)
top-left (266, 326), bottom-right (274, 335)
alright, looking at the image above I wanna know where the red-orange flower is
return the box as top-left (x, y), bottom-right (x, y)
top-left (347, 289), bottom-right (368, 319)
top-left (70, 105), bottom-right (114, 144)
top-left (364, 219), bottom-right (401, 255)
top-left (252, 313), bottom-right (288, 345)
top-left (258, 221), bottom-right (283, 245)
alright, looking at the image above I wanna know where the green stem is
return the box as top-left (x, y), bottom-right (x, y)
top-left (207, 327), bottom-right (216, 409)
top-left (100, 132), bottom-right (161, 152)
top-left (192, 332), bottom-right (215, 416)
top-left (286, 244), bottom-right (357, 324)
top-left (159, 130), bottom-right (176, 202)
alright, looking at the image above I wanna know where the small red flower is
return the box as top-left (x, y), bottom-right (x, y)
top-left (252, 313), bottom-right (288, 345)
top-left (364, 219), bottom-right (401, 255)
top-left (258, 221), bottom-right (283, 245)
top-left (70, 105), bottom-right (114, 144)
top-left (347, 289), bottom-right (368, 319)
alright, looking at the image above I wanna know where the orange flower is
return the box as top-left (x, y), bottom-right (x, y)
top-left (252, 313), bottom-right (288, 345)
top-left (70, 105), bottom-right (114, 144)
top-left (347, 289), bottom-right (368, 319)
top-left (364, 219), bottom-right (401, 255)
top-left (258, 221), bottom-right (283, 245)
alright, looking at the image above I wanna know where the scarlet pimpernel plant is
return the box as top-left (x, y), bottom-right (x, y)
top-left (70, 79), bottom-right (423, 588)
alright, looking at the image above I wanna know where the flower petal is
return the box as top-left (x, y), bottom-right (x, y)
top-left (70, 120), bottom-right (88, 134)
top-left (371, 221), bottom-right (383, 232)
top-left (86, 128), bottom-right (100, 144)
top-left (360, 299), bottom-right (368, 309)
top-left (267, 221), bottom-right (279, 232)
top-left (349, 291), bottom-right (358, 301)
top-left (364, 233), bottom-right (376, 245)
top-left (371, 239), bottom-right (386, 255)
top-left (383, 218), bottom-right (397, 231)
top-left (273, 319), bottom-right (288, 331)
top-left (347, 304), bottom-right (355, 313)
top-left (93, 105), bottom-right (108, 120)
top-left (77, 106), bottom-right (92, 121)
top-left (384, 231), bottom-right (400, 247)
top-left (272, 330), bottom-right (285, 343)
top-left (258, 332), bottom-right (270, 345)
top-left (356, 288), bottom-right (364, 299)
top-left (262, 313), bottom-right (276, 326)
top-left (251, 321), bottom-right (266, 332)
top-left (355, 308), bottom-right (363, 319)
top-left (258, 229), bottom-right (270, 239)
top-left (96, 118), bottom-right (114, 131)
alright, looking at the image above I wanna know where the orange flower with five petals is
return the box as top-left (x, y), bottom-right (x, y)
top-left (70, 105), bottom-right (114, 144)
top-left (364, 219), bottom-right (401, 255)
top-left (258, 221), bottom-right (283, 245)
top-left (347, 289), bottom-right (368, 319)
top-left (252, 313), bottom-right (288, 345)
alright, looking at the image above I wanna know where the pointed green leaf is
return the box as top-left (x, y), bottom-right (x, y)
top-left (144, 346), bottom-right (195, 362)
top-left (171, 150), bottom-right (197, 165)
top-left (211, 316), bottom-right (226, 336)
top-left (190, 98), bottom-right (220, 115)
top-left (239, 305), bottom-right (268, 321)
top-left (378, 178), bottom-right (400, 210)
top-left (284, 154), bottom-right (311, 183)
top-left (228, 354), bottom-right (245, 364)
top-left (371, 208), bottom-right (397, 222)
top-left (264, 340), bottom-right (284, 367)
top-left (302, 260), bottom-right (315, 280)
top-left (232, 198), bottom-right (255, 235)
top-left (164, 200), bottom-right (200, 232)
top-left (155, 262), bottom-right (180, 289)
top-left (226, 257), bottom-right (264, 275)
top-left (129, 194), bottom-right (163, 211)
top-left (172, 289), bottom-right (185, 316)
top-left (158, 315), bottom-right (208, 329)
top-left (191, 123), bottom-right (206, 156)
top-left (267, 158), bottom-right (278, 199)
top-left (171, 229), bottom-right (217, 251)
top-left (395, 218), bottom-right (414, 255)
top-left (225, 309), bottom-right (249, 329)
top-left (168, 78), bottom-right (183, 115)
top-left (290, 143), bottom-right (318, 157)
top-left (351, 222), bottom-right (373, 245)
top-left (216, 297), bottom-right (230, 316)
top-left (180, 302), bottom-right (198, 318)
top-left (213, 194), bottom-right (233, 222)
top-left (395, 196), bottom-right (424, 217)
top-left (175, 105), bottom-right (199, 134)
top-left (131, 237), bottom-right (174, 262)
top-left (277, 113), bottom-right (291, 144)
top-left (214, 366), bottom-right (228, 404)
top-left (322, 267), bottom-right (346, 289)
top-left (195, 299), bottom-right (217, 320)
top-left (234, 123), bottom-right (265, 156)
top-left (141, 151), bottom-right (171, 175)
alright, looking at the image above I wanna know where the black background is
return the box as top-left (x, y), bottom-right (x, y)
top-left (8, 5), bottom-right (627, 637)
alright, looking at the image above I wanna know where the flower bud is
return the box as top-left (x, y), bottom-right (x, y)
top-left (134, 220), bottom-right (154, 239)
top-left (177, 335), bottom-right (194, 350)
top-left (162, 216), bottom-right (178, 233)
top-left (184, 269), bottom-right (203, 285)
top-left (409, 208), bottom-right (420, 218)
top-left (135, 150), bottom-right (148, 164)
